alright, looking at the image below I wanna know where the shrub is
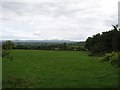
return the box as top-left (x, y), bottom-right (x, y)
top-left (100, 52), bottom-right (120, 67)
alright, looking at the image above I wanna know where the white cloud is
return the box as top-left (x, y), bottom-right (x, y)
top-left (1, 0), bottom-right (119, 41)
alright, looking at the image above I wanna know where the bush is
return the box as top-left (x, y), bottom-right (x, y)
top-left (100, 52), bottom-right (120, 67)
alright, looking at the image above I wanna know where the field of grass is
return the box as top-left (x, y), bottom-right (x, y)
top-left (3, 50), bottom-right (118, 88)
top-left (0, 54), bottom-right (2, 89)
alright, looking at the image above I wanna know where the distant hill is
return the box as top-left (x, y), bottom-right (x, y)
top-left (1, 40), bottom-right (85, 46)
top-left (1, 40), bottom-right (84, 45)
top-left (12, 40), bottom-right (77, 44)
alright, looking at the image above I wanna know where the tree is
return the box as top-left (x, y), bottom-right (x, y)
top-left (112, 25), bottom-right (119, 31)
top-left (85, 25), bottom-right (120, 55)
top-left (63, 43), bottom-right (67, 50)
top-left (2, 40), bottom-right (14, 50)
top-left (2, 40), bottom-right (14, 58)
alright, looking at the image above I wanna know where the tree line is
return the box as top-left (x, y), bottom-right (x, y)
top-left (85, 25), bottom-right (120, 55)
top-left (2, 41), bottom-right (86, 58)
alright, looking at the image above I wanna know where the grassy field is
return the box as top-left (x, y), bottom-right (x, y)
top-left (0, 53), bottom-right (2, 89)
top-left (2, 50), bottom-right (118, 88)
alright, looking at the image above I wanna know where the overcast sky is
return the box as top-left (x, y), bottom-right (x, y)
top-left (0, 0), bottom-right (119, 41)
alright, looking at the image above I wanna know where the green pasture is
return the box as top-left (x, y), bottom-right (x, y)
top-left (2, 50), bottom-right (118, 88)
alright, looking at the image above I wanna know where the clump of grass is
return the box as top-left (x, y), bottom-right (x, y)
top-left (3, 75), bottom-right (34, 88)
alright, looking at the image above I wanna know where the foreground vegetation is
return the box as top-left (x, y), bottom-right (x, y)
top-left (100, 52), bottom-right (120, 67)
top-left (3, 50), bottom-right (118, 88)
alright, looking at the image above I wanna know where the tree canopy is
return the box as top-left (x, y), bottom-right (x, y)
top-left (85, 25), bottom-right (120, 54)
top-left (2, 40), bottom-right (14, 58)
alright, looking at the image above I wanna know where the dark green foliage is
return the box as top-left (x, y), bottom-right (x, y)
top-left (2, 40), bottom-right (14, 59)
top-left (85, 25), bottom-right (120, 54)
top-left (100, 52), bottom-right (120, 67)
top-left (2, 50), bottom-right (9, 58)
top-left (2, 40), bottom-right (15, 50)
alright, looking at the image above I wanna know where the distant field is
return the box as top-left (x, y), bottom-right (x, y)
top-left (3, 50), bottom-right (118, 88)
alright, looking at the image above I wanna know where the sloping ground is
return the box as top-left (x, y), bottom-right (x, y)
top-left (2, 50), bottom-right (118, 88)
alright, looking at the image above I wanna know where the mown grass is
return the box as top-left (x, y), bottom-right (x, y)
top-left (2, 50), bottom-right (118, 88)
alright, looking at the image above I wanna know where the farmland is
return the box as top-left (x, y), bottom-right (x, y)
top-left (2, 50), bottom-right (118, 88)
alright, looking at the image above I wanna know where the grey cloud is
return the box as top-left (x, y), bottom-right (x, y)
top-left (2, 2), bottom-right (26, 15)
top-left (1, 0), bottom-right (119, 41)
